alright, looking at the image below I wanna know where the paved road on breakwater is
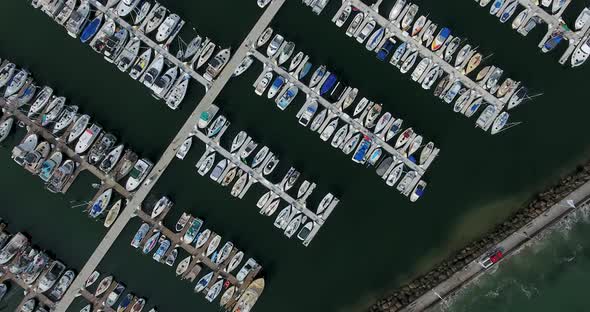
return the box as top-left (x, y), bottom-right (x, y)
top-left (54, 1), bottom-right (286, 311)
top-left (399, 180), bottom-right (590, 312)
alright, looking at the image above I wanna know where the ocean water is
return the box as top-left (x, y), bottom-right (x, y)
top-left (430, 206), bottom-right (590, 312)
top-left (0, 1), bottom-right (589, 312)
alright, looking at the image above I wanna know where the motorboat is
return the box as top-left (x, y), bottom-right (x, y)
top-left (126, 158), bottom-right (153, 191)
top-left (490, 111), bottom-right (509, 135)
top-left (374, 112), bottom-right (392, 135)
top-left (117, 294), bottom-right (134, 312)
top-left (215, 241), bottom-right (234, 265)
top-left (475, 105), bottom-right (497, 129)
top-left (164, 248), bottom-right (178, 266)
top-left (490, 0), bottom-right (505, 15)
top-left (46, 160), bottom-right (76, 193)
top-left (308, 65), bottom-right (327, 88)
top-left (0, 63), bottom-right (16, 88)
top-left (40, 96), bottom-right (65, 127)
top-left (0, 233), bottom-right (28, 264)
top-left (24, 141), bottom-right (51, 173)
top-left (194, 271), bottom-right (213, 293)
top-left (411, 15), bottom-right (427, 37)
top-left (141, 54), bottom-right (165, 87)
top-left (48, 269), bottom-right (75, 300)
top-left (256, 27), bottom-right (273, 47)
top-left (130, 223), bottom-right (150, 248)
top-left (39, 151), bottom-right (63, 182)
top-left (575, 7), bottom-right (590, 30)
top-left (89, 188), bottom-right (113, 218)
top-left (197, 104), bottom-right (219, 129)
top-left (464, 53), bottom-right (482, 75)
top-left (103, 28), bottom-right (129, 63)
top-left (133, 1), bottom-right (151, 25)
top-left (365, 27), bottom-right (385, 51)
top-left (422, 22), bottom-right (438, 45)
top-left (385, 163), bottom-right (404, 186)
top-left (352, 97), bottom-right (369, 117)
top-left (454, 44), bottom-right (472, 68)
top-left (37, 260), bottom-right (66, 293)
top-left (4, 69), bottom-right (29, 98)
top-left (331, 125), bottom-right (348, 148)
top-left (116, 0), bottom-right (140, 17)
top-left (263, 155), bottom-right (279, 175)
top-left (400, 4), bottom-right (419, 31)
top-left (151, 196), bottom-right (172, 219)
top-left (166, 74), bottom-right (190, 109)
top-left (116, 37), bottom-right (141, 72)
top-left (233, 56), bottom-right (254, 77)
top-left (367, 148), bottom-right (383, 166)
top-left (195, 228), bottom-right (211, 249)
top-left (464, 97), bottom-right (484, 118)
top-left (182, 218), bottom-right (203, 244)
top-left (152, 239), bottom-right (170, 262)
top-left (297, 222), bottom-right (314, 241)
top-left (67, 114), bottom-right (90, 143)
top-left (142, 231), bottom-right (160, 254)
top-left (395, 128), bottom-right (414, 149)
top-left (267, 34), bottom-right (284, 57)
top-left (74, 123), bottom-right (102, 154)
top-left (499, 1), bottom-right (518, 23)
top-left (151, 66), bottom-right (178, 97)
top-left (66, 1), bottom-right (90, 38)
top-left (99, 144), bottom-right (124, 173)
top-left (320, 118), bottom-right (338, 141)
top-left (210, 159), bottom-right (227, 182)
top-left (277, 41), bottom-right (295, 65)
top-left (196, 42), bottom-right (216, 69)
top-left (105, 283), bottom-right (125, 307)
top-left (309, 109), bottom-right (327, 132)
top-left (345, 12), bottom-right (364, 37)
top-left (176, 137), bottom-right (192, 160)
top-left (299, 100), bottom-right (318, 127)
top-left (197, 153), bottom-right (215, 176)
top-left (443, 37), bottom-right (461, 62)
top-left (400, 51), bottom-right (418, 74)
top-left (88, 133), bottom-right (117, 165)
top-left (388, 0), bottom-right (407, 21)
top-left (204, 48), bottom-right (231, 81)
top-left (411, 57), bottom-right (431, 81)
top-left (114, 150), bottom-right (138, 181)
top-left (342, 133), bottom-right (361, 155)
top-left (175, 213), bottom-right (191, 232)
top-left (507, 86), bottom-right (527, 110)
top-left (485, 67), bottom-right (504, 90)
top-left (355, 19), bottom-right (376, 43)
top-left (377, 38), bottom-right (396, 61)
top-left (433, 75), bottom-right (450, 98)
top-left (453, 90), bottom-right (472, 113)
top-left (267, 76), bottom-right (285, 99)
top-left (230, 131), bottom-right (248, 153)
top-left (284, 213), bottom-right (304, 238)
top-left (156, 14), bottom-right (180, 42)
top-left (511, 9), bottom-right (529, 30)
top-left (0, 117), bottom-right (13, 143)
top-left (352, 136), bottom-right (372, 163)
top-left (443, 81), bottom-right (462, 103)
top-left (397, 171), bottom-right (417, 193)
top-left (254, 71), bottom-right (273, 96)
top-left (410, 180), bottom-right (427, 202)
top-left (335, 5), bottom-right (352, 27)
top-left (80, 14), bottom-right (103, 43)
top-left (220, 286), bottom-right (236, 307)
top-left (104, 199), bottom-right (122, 228)
top-left (298, 61), bottom-right (313, 80)
top-left (130, 298), bottom-right (146, 312)
top-left (277, 85), bottom-right (298, 110)
top-left (364, 103), bottom-right (382, 128)
top-left (129, 48), bottom-right (152, 80)
top-left (207, 115), bottom-right (227, 138)
top-left (320, 73), bottom-right (337, 95)
top-left (205, 279), bottom-right (224, 302)
top-left (52, 105), bottom-right (78, 133)
top-left (145, 6), bottom-right (166, 34)
top-left (341, 87), bottom-right (358, 111)
top-left (21, 252), bottom-right (49, 285)
top-left (572, 37), bottom-right (590, 67)
top-left (206, 234), bottom-right (221, 257)
top-left (431, 27), bottom-right (451, 51)
top-left (496, 78), bottom-right (516, 98)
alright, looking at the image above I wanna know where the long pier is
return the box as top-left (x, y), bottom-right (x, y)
top-left (334, 0), bottom-right (517, 129)
top-left (54, 1), bottom-right (286, 311)
top-left (250, 50), bottom-right (439, 178)
top-left (85, 0), bottom-right (211, 88)
top-left (0, 98), bottom-right (131, 198)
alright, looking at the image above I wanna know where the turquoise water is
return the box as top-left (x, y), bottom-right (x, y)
top-left (430, 207), bottom-right (590, 312)
top-left (0, 1), bottom-right (590, 312)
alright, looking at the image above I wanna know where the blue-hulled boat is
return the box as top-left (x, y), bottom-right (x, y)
top-left (352, 136), bottom-right (372, 163)
top-left (152, 239), bottom-right (170, 262)
top-left (130, 223), bottom-right (149, 248)
top-left (277, 85), bottom-right (298, 110)
top-left (542, 32), bottom-right (563, 53)
top-left (320, 73), bottom-right (337, 96)
top-left (377, 39), bottom-right (396, 61)
top-left (267, 76), bottom-right (285, 99)
top-left (298, 62), bottom-right (312, 80)
top-left (80, 14), bottom-right (103, 43)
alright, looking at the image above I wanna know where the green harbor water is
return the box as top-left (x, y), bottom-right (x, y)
top-left (0, 0), bottom-right (590, 311)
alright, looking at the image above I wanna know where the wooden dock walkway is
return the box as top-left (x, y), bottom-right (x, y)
top-left (0, 268), bottom-right (56, 311)
top-left (54, 1), bottom-right (285, 311)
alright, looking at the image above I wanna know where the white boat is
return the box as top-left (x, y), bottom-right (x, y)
top-left (176, 137), bottom-right (192, 160)
top-left (297, 222), bottom-right (314, 241)
top-left (0, 63), bottom-right (15, 88)
top-left (490, 111), bottom-right (509, 134)
top-left (308, 65), bottom-right (327, 88)
top-left (353, 97), bottom-right (369, 117)
top-left (129, 48), bottom-right (152, 80)
top-left (575, 8), bottom-right (590, 30)
top-left (309, 109), bottom-right (327, 132)
top-left (144, 6), bottom-right (166, 34)
top-left (400, 51), bottom-right (418, 74)
top-left (284, 213), bottom-right (304, 238)
top-left (298, 100), bottom-right (318, 127)
top-left (75, 123), bottom-right (102, 154)
top-left (0, 118), bottom-right (14, 143)
top-left (317, 193), bottom-right (333, 215)
top-left (194, 272), bottom-right (213, 293)
top-left (257, 0), bottom-right (271, 8)
top-left (209, 159), bottom-right (227, 182)
top-left (411, 15), bottom-right (427, 37)
top-left (155, 14), bottom-right (180, 42)
top-left (53, 105), bottom-right (78, 133)
top-left (511, 9), bottom-right (529, 30)
top-left (346, 12), bottom-right (364, 37)
top-left (263, 155), bottom-right (279, 175)
top-left (335, 6), bottom-right (352, 27)
top-left (233, 57), bottom-right (254, 77)
top-left (475, 105), bottom-right (497, 129)
top-left (197, 104), bottom-right (219, 129)
top-left (386, 163), bottom-right (404, 186)
top-left (230, 172), bottom-right (248, 197)
top-left (133, 1), bottom-right (151, 25)
top-left (206, 235), bottom-right (221, 257)
top-left (374, 112), bottom-right (392, 135)
top-left (395, 128), bottom-right (414, 149)
top-left (255, 71), bottom-right (273, 96)
top-left (220, 286), bottom-right (236, 307)
top-left (365, 103), bottom-right (382, 128)
top-left (195, 228), bottom-right (211, 249)
top-left (365, 27), bottom-right (385, 51)
top-left (205, 48), bottom-right (231, 81)
top-left (331, 124), bottom-right (348, 148)
top-left (196, 42), bottom-right (216, 69)
top-left (151, 196), bottom-right (171, 219)
top-left (388, 0), bottom-right (407, 21)
top-left (117, 37), bottom-right (141, 72)
top-left (251, 146), bottom-right (269, 168)
top-left (342, 133), bottom-right (361, 155)
top-left (141, 54), bottom-right (165, 87)
top-left (571, 37), bottom-right (590, 67)
top-left (419, 142), bottom-right (435, 165)
top-left (411, 58), bottom-right (431, 81)
top-left (454, 44), bottom-right (471, 68)
top-left (406, 135), bottom-right (423, 156)
top-left (400, 4), bottom-right (419, 31)
top-left (355, 19), bottom-right (376, 43)
top-left (230, 131), bottom-right (248, 153)
top-left (256, 27), bottom-right (273, 47)
top-left (288, 51), bottom-right (305, 72)
top-left (207, 115), bottom-right (227, 138)
top-left (67, 114), bottom-right (90, 144)
top-left (410, 180), bottom-right (427, 202)
top-left (277, 41), bottom-right (295, 65)
top-left (166, 74), bottom-right (190, 109)
top-left (320, 118), bottom-right (338, 141)
top-left (266, 34), bottom-right (284, 57)
top-left (28, 86), bottom-right (53, 117)
top-left (116, 0), bottom-right (140, 16)
top-left (226, 251), bottom-right (244, 273)
top-left (126, 158), bottom-right (153, 191)
top-left (197, 153), bottom-right (215, 176)
top-left (103, 199), bottom-right (122, 228)
top-left (176, 256), bottom-right (191, 276)
top-left (4, 69), bottom-right (29, 98)
top-left (205, 279), bottom-right (224, 302)
top-left (215, 241), bottom-right (234, 264)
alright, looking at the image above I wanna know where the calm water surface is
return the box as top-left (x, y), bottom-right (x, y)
top-left (0, 0), bottom-right (589, 312)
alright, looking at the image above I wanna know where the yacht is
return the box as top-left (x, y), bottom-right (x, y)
top-left (0, 233), bottom-right (28, 264)
top-left (346, 12), bottom-right (364, 37)
top-left (75, 123), bottom-right (102, 154)
top-left (105, 283), bottom-right (125, 307)
top-left (266, 34), bottom-right (284, 57)
top-left (365, 27), bottom-right (384, 51)
top-left (116, 0), bottom-right (140, 17)
top-left (46, 160), bottom-right (76, 193)
top-left (277, 41), bottom-right (295, 65)
top-left (335, 5), bottom-right (352, 27)
top-left (166, 74), bottom-right (190, 109)
top-left (88, 133), bottom-right (117, 165)
top-left (67, 114), bottom-right (90, 144)
top-left (389, 0), bottom-right (406, 21)
top-left (400, 4), bottom-right (418, 31)
top-left (233, 56), bottom-right (254, 77)
top-left (0, 63), bottom-right (16, 88)
top-left (176, 137), bottom-right (192, 160)
top-left (356, 19), bottom-right (376, 43)
top-left (156, 14), bottom-right (180, 42)
top-left (410, 181), bottom-right (427, 202)
top-left (298, 100), bottom-right (318, 127)
top-left (40, 96), bottom-right (65, 127)
top-left (141, 54), bottom-right (165, 87)
top-left (575, 7), bottom-right (590, 30)
top-left (99, 144), bottom-right (124, 173)
top-left (0, 117), bottom-right (13, 143)
top-left (571, 37), bottom-right (590, 67)
top-left (151, 66), bottom-right (178, 97)
top-left (204, 48), bottom-right (231, 81)
top-left (79, 14), bottom-right (103, 43)
top-left (4, 69), bottom-right (29, 98)
top-left (254, 71), bottom-right (273, 96)
top-left (144, 6), bottom-right (166, 34)
top-left (52, 105), bottom-right (78, 133)
top-left (277, 85), bottom-right (298, 110)
top-left (89, 188), bottom-right (113, 218)
top-left (37, 260), bottom-right (66, 293)
top-left (103, 28), bottom-right (129, 63)
top-left (129, 48), bottom-right (152, 80)
top-left (66, 1), bottom-right (90, 38)
top-left (39, 151), bottom-right (63, 182)
top-left (256, 27), bottom-right (273, 47)
top-left (196, 42), bottom-right (216, 69)
top-left (126, 158), bottom-right (153, 191)
top-left (198, 104), bottom-right (220, 129)
top-left (151, 196), bottom-right (172, 219)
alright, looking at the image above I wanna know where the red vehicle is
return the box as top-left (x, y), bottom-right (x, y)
top-left (478, 248), bottom-right (504, 268)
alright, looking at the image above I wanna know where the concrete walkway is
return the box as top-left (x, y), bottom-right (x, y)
top-left (53, 1), bottom-right (286, 311)
top-left (400, 180), bottom-right (590, 312)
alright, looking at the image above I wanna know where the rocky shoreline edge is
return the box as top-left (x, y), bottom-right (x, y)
top-left (370, 164), bottom-right (590, 312)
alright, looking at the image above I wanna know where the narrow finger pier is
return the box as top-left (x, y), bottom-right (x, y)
top-left (178, 105), bottom-right (340, 247)
top-left (129, 197), bottom-right (264, 311)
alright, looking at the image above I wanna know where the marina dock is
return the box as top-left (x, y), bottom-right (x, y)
top-left (0, 98), bottom-right (130, 198)
top-left (250, 50), bottom-right (440, 178)
top-left (0, 269), bottom-right (56, 311)
top-left (85, 0), bottom-right (211, 88)
top-left (332, 0), bottom-right (522, 130)
top-left (54, 1), bottom-right (286, 311)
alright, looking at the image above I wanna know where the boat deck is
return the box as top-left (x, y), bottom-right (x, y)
top-left (54, 1), bottom-right (285, 311)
